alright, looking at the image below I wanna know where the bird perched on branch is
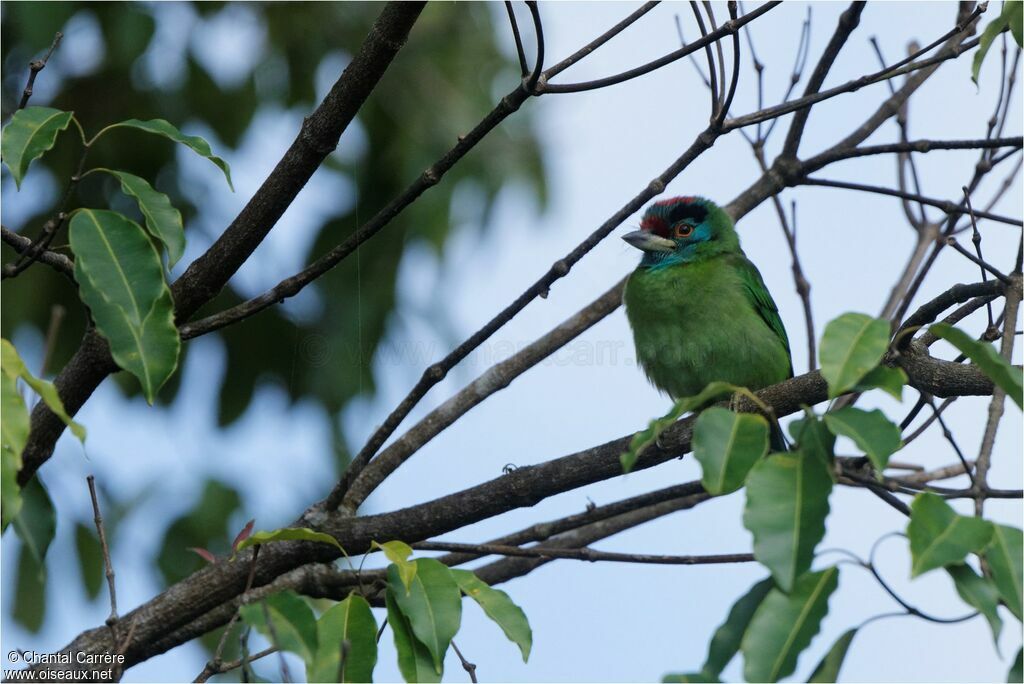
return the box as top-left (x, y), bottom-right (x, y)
top-left (623, 196), bottom-right (792, 446)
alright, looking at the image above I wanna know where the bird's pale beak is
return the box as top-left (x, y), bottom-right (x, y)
top-left (622, 230), bottom-right (676, 253)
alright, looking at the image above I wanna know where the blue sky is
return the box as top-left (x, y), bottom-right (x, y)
top-left (3, 3), bottom-right (1022, 682)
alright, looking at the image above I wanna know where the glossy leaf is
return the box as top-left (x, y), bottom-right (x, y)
top-left (985, 524), bottom-right (1023, 620)
top-left (930, 323), bottom-right (1022, 409)
top-left (235, 527), bottom-right (344, 555)
top-left (701, 577), bottom-right (773, 677)
top-left (742, 567), bottom-right (839, 682)
top-left (808, 628), bottom-right (857, 683)
top-left (907, 492), bottom-right (993, 577)
top-left (693, 408), bottom-right (769, 495)
top-left (621, 381), bottom-right (738, 473)
top-left (13, 478), bottom-right (56, 570)
top-left (387, 589), bottom-right (441, 683)
top-left (743, 453), bottom-right (833, 591)
top-left (788, 414), bottom-right (835, 471)
top-left (973, 1), bottom-right (1024, 83)
top-left (1, 339), bottom-right (86, 442)
top-left (69, 209), bottom-right (180, 404)
top-left (97, 169), bottom-right (186, 266)
top-left (1010, 648), bottom-right (1023, 684)
top-left (239, 590), bottom-right (318, 665)
top-left (1, 106), bottom-right (73, 188)
top-left (373, 540), bottom-right (417, 591)
top-left (309, 594), bottom-right (377, 683)
top-left (388, 558), bottom-right (461, 674)
top-left (101, 118), bottom-right (233, 190)
top-left (948, 564), bottom-right (1003, 645)
top-left (853, 365), bottom-right (907, 400)
top-left (819, 313), bottom-right (890, 398)
top-left (824, 408), bottom-right (902, 472)
top-left (451, 569), bottom-right (532, 662)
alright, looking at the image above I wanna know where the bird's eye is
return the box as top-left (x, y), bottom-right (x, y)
top-left (675, 224), bottom-right (694, 238)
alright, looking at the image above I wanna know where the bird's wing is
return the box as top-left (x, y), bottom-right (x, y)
top-left (733, 254), bottom-right (793, 375)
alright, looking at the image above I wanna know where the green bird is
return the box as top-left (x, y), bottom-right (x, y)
top-left (623, 196), bottom-right (792, 447)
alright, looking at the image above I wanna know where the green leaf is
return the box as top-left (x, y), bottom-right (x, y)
top-left (742, 567), bottom-right (839, 682)
top-left (12, 478), bottom-right (56, 570)
top-left (1, 371), bottom-right (29, 531)
top-left (693, 408), bottom-right (769, 495)
top-left (388, 558), bottom-right (462, 674)
top-left (309, 594), bottom-right (378, 683)
top-left (973, 1), bottom-right (1023, 84)
top-left (1, 106), bottom-right (74, 188)
top-left (621, 381), bottom-right (738, 473)
top-left (808, 628), bottom-right (857, 683)
top-left (373, 540), bottom-right (417, 591)
top-left (96, 169), bottom-right (185, 266)
top-left (985, 524), bottom-right (1023, 620)
top-left (451, 569), bottom-right (532, 662)
top-left (74, 523), bottom-right (104, 600)
top-left (69, 209), bottom-right (180, 404)
top-left (823, 408), bottom-right (902, 472)
top-left (907, 492), bottom-right (993, 577)
top-left (788, 414), bottom-right (836, 471)
top-left (1011, 0), bottom-right (1024, 46)
top-left (1, 338), bottom-right (86, 442)
top-left (929, 323), bottom-right (1023, 409)
top-left (1010, 648), bottom-right (1023, 684)
top-left (947, 564), bottom-right (1003, 645)
top-left (701, 577), bottom-right (774, 677)
top-left (386, 589), bottom-right (441, 683)
top-left (234, 527), bottom-right (344, 555)
top-left (239, 590), bottom-right (318, 665)
top-left (101, 118), bottom-right (233, 190)
top-left (853, 365), bottom-right (907, 400)
top-left (743, 453), bottom-right (833, 591)
top-left (818, 313), bottom-right (890, 398)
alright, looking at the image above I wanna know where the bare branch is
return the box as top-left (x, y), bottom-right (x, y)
top-left (413, 540), bottom-right (754, 566)
top-left (17, 31), bottom-right (62, 111)
top-left (779, 2), bottom-right (865, 160)
top-left (1, 227), bottom-right (75, 279)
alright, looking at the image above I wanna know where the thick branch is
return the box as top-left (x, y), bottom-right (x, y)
top-left (35, 348), bottom-right (996, 677)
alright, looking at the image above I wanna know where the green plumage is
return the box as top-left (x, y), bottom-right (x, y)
top-left (623, 197), bottom-right (792, 401)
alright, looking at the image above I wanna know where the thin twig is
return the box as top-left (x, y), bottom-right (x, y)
top-left (87, 476), bottom-right (119, 634)
top-left (944, 236), bottom-right (1011, 283)
top-left (451, 641), bottom-right (478, 683)
top-left (963, 186), bottom-right (998, 329)
top-left (17, 31), bottom-right (62, 111)
top-left (713, 2), bottom-right (742, 128)
top-left (524, 2), bottom-right (545, 93)
top-left (690, 1), bottom-right (719, 115)
top-left (414, 540), bottom-right (755, 566)
top-left (801, 178), bottom-right (1022, 227)
top-left (542, 2), bottom-right (781, 93)
top-left (504, 2), bottom-right (529, 77)
top-left (973, 269), bottom-right (1022, 515)
top-left (779, 1), bottom-right (865, 160)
